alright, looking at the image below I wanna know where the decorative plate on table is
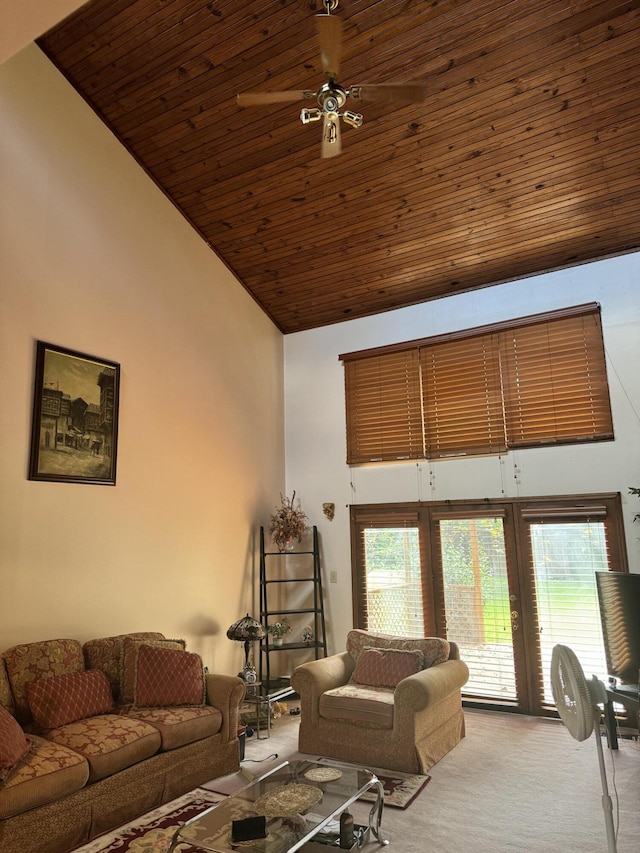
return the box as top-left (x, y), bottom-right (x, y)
top-left (303, 767), bottom-right (343, 783)
top-left (254, 784), bottom-right (323, 817)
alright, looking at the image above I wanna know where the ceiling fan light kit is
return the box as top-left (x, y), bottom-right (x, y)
top-left (236, 0), bottom-right (426, 158)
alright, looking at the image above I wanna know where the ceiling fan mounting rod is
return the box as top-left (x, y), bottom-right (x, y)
top-left (322, 0), bottom-right (339, 14)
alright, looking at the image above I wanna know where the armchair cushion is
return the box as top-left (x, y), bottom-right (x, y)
top-left (352, 647), bottom-right (424, 688)
top-left (347, 630), bottom-right (450, 673)
top-left (319, 684), bottom-right (394, 728)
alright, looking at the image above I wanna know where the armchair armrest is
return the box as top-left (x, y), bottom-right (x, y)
top-left (291, 652), bottom-right (354, 724)
top-left (205, 673), bottom-right (245, 741)
top-left (394, 659), bottom-right (469, 712)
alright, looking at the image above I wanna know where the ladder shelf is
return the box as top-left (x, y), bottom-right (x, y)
top-left (259, 525), bottom-right (328, 690)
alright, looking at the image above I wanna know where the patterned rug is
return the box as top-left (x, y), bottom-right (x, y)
top-left (315, 757), bottom-right (431, 810)
top-left (71, 788), bottom-right (224, 853)
top-left (71, 769), bottom-right (430, 852)
top-left (357, 771), bottom-right (431, 809)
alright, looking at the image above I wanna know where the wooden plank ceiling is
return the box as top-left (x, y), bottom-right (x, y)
top-left (38, 0), bottom-right (640, 334)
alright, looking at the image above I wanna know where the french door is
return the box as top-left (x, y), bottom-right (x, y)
top-left (351, 494), bottom-right (627, 716)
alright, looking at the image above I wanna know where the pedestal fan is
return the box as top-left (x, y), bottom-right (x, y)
top-left (550, 644), bottom-right (617, 853)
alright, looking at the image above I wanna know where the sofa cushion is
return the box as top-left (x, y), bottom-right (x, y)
top-left (2, 639), bottom-right (85, 725)
top-left (133, 645), bottom-right (205, 708)
top-left (28, 670), bottom-right (114, 731)
top-left (352, 647), bottom-right (425, 689)
top-left (123, 705), bottom-right (221, 751)
top-left (120, 637), bottom-right (186, 705)
top-left (319, 684), bottom-right (395, 729)
top-left (346, 630), bottom-right (450, 676)
top-left (0, 734), bottom-right (89, 820)
top-left (83, 632), bottom-right (166, 700)
top-left (44, 714), bottom-right (161, 783)
top-left (0, 706), bottom-right (31, 781)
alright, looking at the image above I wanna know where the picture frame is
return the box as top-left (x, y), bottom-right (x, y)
top-left (28, 341), bottom-right (120, 485)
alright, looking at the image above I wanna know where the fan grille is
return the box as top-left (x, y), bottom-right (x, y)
top-left (551, 644), bottom-right (594, 742)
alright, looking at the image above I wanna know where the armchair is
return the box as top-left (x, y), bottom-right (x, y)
top-left (291, 629), bottom-right (469, 774)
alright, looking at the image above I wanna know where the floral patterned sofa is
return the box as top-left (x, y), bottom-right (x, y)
top-left (0, 633), bottom-right (245, 853)
top-left (291, 629), bottom-right (469, 774)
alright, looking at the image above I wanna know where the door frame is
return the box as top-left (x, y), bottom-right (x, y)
top-left (350, 492), bottom-right (627, 717)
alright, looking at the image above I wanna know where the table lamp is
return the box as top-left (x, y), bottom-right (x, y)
top-left (226, 614), bottom-right (265, 680)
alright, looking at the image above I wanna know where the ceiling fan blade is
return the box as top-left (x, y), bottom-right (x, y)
top-left (349, 82), bottom-right (427, 104)
top-left (321, 113), bottom-right (341, 159)
top-left (316, 14), bottom-right (343, 79)
top-left (237, 90), bottom-right (315, 107)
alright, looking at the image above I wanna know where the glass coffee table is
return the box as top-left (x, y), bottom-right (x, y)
top-left (168, 759), bottom-right (388, 853)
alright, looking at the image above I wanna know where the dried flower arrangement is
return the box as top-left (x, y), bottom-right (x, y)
top-left (267, 617), bottom-right (292, 638)
top-left (269, 491), bottom-right (309, 550)
top-left (630, 486), bottom-right (640, 523)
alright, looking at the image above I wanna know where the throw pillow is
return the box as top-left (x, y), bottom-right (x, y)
top-left (27, 669), bottom-right (114, 731)
top-left (133, 645), bottom-right (205, 708)
top-left (120, 637), bottom-right (186, 705)
top-left (352, 647), bottom-right (425, 689)
top-left (0, 705), bottom-right (31, 781)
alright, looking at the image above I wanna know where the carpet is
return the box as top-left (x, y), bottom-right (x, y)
top-left (71, 788), bottom-right (223, 853)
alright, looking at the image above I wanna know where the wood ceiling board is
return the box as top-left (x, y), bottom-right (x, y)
top-left (37, 0), bottom-right (640, 333)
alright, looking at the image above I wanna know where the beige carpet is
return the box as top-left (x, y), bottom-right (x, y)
top-left (209, 707), bottom-right (640, 853)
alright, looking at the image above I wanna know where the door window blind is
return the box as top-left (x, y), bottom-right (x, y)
top-left (340, 303), bottom-right (613, 464)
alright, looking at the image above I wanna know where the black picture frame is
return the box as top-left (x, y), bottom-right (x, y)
top-left (28, 341), bottom-right (120, 485)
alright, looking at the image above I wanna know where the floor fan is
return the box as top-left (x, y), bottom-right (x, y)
top-left (550, 644), bottom-right (617, 853)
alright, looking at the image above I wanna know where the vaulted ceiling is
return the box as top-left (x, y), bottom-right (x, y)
top-left (38, 0), bottom-right (640, 333)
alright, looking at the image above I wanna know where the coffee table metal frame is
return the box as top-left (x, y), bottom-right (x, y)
top-left (167, 758), bottom-right (388, 853)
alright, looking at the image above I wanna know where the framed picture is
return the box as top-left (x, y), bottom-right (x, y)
top-left (28, 341), bottom-right (120, 485)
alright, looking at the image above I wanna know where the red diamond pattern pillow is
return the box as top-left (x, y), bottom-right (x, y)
top-left (0, 705), bottom-right (31, 781)
top-left (133, 645), bottom-right (205, 708)
top-left (352, 647), bottom-right (425, 689)
top-left (27, 669), bottom-right (114, 730)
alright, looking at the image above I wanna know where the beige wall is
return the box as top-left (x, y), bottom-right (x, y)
top-left (0, 0), bottom-right (87, 64)
top-left (0, 44), bottom-right (285, 674)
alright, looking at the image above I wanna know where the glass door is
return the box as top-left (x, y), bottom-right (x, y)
top-left (522, 514), bottom-right (611, 714)
top-left (435, 512), bottom-right (529, 710)
top-left (351, 494), bottom-right (627, 717)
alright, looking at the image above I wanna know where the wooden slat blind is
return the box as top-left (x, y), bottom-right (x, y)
top-left (421, 332), bottom-right (506, 458)
top-left (341, 303), bottom-right (613, 464)
top-left (500, 311), bottom-right (613, 448)
top-left (344, 349), bottom-right (423, 462)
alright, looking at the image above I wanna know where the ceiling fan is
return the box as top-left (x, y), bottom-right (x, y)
top-left (236, 0), bottom-right (426, 158)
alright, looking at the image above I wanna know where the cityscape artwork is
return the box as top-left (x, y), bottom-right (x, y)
top-left (28, 341), bottom-right (120, 485)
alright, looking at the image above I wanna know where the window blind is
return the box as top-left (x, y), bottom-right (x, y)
top-left (340, 303), bottom-right (613, 464)
top-left (344, 349), bottom-right (423, 462)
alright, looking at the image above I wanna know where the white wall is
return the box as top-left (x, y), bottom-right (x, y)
top-left (0, 44), bottom-right (285, 672)
top-left (285, 256), bottom-right (640, 652)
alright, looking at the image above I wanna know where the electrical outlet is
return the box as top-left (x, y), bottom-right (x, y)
top-left (330, 570), bottom-right (338, 583)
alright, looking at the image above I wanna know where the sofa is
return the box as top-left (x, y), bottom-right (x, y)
top-left (291, 629), bottom-right (469, 774)
top-left (0, 632), bottom-right (245, 853)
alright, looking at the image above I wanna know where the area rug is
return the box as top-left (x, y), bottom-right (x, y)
top-left (71, 788), bottom-right (224, 853)
top-left (315, 758), bottom-right (431, 809)
top-left (357, 771), bottom-right (431, 809)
